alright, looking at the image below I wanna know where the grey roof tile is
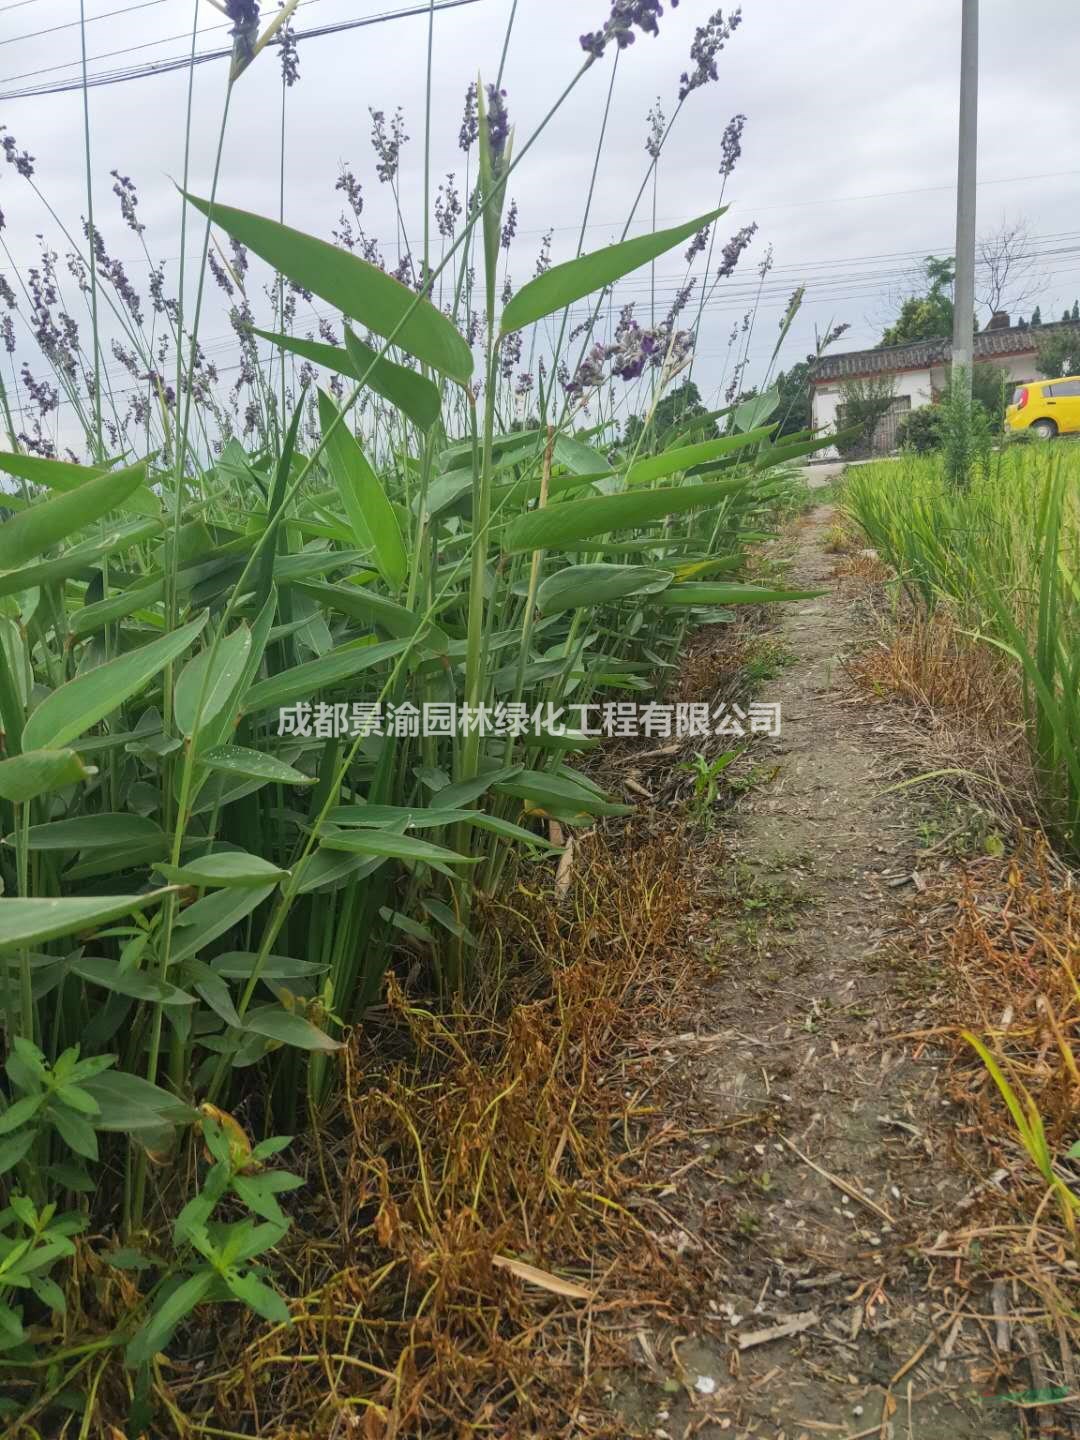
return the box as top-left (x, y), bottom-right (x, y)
top-left (810, 322), bottom-right (1080, 383)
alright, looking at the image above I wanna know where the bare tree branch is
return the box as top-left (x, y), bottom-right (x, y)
top-left (976, 216), bottom-right (1043, 321)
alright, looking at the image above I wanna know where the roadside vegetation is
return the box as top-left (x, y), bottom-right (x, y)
top-left (0, 3), bottom-right (863, 1432)
top-left (842, 440), bottom-right (1080, 1425)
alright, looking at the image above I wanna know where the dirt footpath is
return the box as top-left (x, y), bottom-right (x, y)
top-left (615, 505), bottom-right (1017, 1439)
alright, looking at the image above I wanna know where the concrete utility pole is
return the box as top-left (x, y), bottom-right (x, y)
top-left (951, 0), bottom-right (979, 395)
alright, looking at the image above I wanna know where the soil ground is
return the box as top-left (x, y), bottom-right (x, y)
top-left (607, 504), bottom-right (1018, 1439)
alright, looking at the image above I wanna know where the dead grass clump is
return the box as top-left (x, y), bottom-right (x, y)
top-left (673, 612), bottom-right (767, 705)
top-left (910, 834), bottom-right (1080, 1416)
top-left (851, 610), bottom-right (1017, 729)
top-left (186, 833), bottom-right (706, 1437)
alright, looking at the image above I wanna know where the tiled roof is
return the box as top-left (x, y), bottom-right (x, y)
top-left (810, 322), bottom-right (1080, 383)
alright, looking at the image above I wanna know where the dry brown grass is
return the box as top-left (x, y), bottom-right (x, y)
top-left (139, 833), bottom-right (710, 1439)
top-left (851, 609), bottom-right (1018, 730)
top-left (905, 836), bottom-right (1080, 1423)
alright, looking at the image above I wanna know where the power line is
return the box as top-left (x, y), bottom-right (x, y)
top-left (2, 0), bottom-right (334, 82)
top-left (0, 0), bottom-right (170, 49)
top-left (0, 0), bottom-right (482, 100)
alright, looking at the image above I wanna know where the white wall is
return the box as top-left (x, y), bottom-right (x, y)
top-left (810, 352), bottom-right (1040, 458)
top-left (811, 367), bottom-right (933, 459)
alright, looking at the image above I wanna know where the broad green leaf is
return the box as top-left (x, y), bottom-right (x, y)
top-left (23, 612), bottom-right (209, 752)
top-left (126, 1270), bottom-right (215, 1367)
top-left (81, 1069), bottom-right (197, 1132)
top-left (732, 386), bottom-right (781, 433)
top-left (536, 564), bottom-right (672, 614)
top-left (0, 749), bottom-right (93, 803)
top-left (170, 885), bottom-right (276, 965)
top-left (243, 1004), bottom-right (342, 1051)
top-left (554, 433), bottom-right (611, 476)
top-left (210, 951), bottom-right (327, 980)
top-left (320, 830), bottom-right (479, 865)
top-left (0, 1131), bottom-right (35, 1176)
top-left (174, 626), bottom-right (252, 738)
top-left (253, 328), bottom-right (441, 431)
top-left (224, 1269), bottom-right (291, 1325)
top-left (70, 578), bottom-right (164, 637)
top-left (50, 1107), bottom-right (98, 1161)
top-left (0, 1096), bottom-right (44, 1134)
top-left (185, 192), bottom-right (473, 382)
top-left (622, 428), bottom-right (775, 484)
top-left (293, 579), bottom-right (439, 643)
top-left (504, 478), bottom-right (748, 554)
top-left (343, 326), bottom-right (440, 430)
top-left (500, 206), bottom-right (725, 334)
top-left (12, 814), bottom-right (164, 852)
top-left (0, 519), bottom-right (163, 600)
top-left (240, 636), bottom-right (411, 715)
top-left (0, 451), bottom-right (158, 516)
top-left (419, 765), bottom-right (523, 809)
top-left (154, 852), bottom-right (287, 888)
top-left (202, 745), bottom-right (313, 785)
top-left (648, 582), bottom-right (823, 607)
top-left (317, 390), bottom-right (408, 589)
top-left (69, 956), bottom-right (196, 1005)
top-left (0, 891), bottom-right (171, 952)
top-left (182, 958), bottom-right (243, 1029)
top-left (493, 771), bottom-right (632, 818)
top-left (0, 461), bottom-right (150, 572)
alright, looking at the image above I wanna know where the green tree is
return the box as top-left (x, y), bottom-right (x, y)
top-left (1036, 331), bottom-right (1080, 380)
top-left (881, 256), bottom-right (955, 347)
top-left (1031, 305), bottom-right (1042, 325)
top-left (773, 361), bottom-right (812, 437)
top-left (835, 375), bottom-right (896, 455)
top-left (622, 380), bottom-right (718, 452)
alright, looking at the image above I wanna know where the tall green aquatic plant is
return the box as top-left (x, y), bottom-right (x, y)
top-left (845, 446), bottom-right (1080, 855)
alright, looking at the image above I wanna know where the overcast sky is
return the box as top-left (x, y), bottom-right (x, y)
top-left (2, 0), bottom-right (1079, 446)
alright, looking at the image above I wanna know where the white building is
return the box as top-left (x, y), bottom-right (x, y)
top-left (809, 315), bottom-right (1079, 457)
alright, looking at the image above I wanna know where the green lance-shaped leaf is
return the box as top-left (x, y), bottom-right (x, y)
top-left (320, 830), bottom-right (480, 866)
top-left (500, 206), bottom-right (726, 334)
top-left (126, 1270), bottom-right (216, 1368)
top-left (153, 852), bottom-right (288, 889)
top-left (0, 891), bottom-right (173, 952)
top-left (174, 625), bottom-right (253, 739)
top-left (184, 192), bottom-right (473, 383)
top-left (317, 389), bottom-right (408, 590)
top-left (493, 770), bottom-right (633, 818)
top-left (22, 612), bottom-right (209, 752)
top-left (536, 564), bottom-right (672, 615)
top-left (11, 813), bottom-right (164, 851)
top-left (504, 477), bottom-right (749, 554)
top-left (243, 1004), bottom-right (342, 1052)
top-left (253, 329), bottom-right (440, 430)
top-left (622, 428), bottom-right (776, 484)
top-left (0, 519), bottom-right (164, 600)
top-left (0, 749), bottom-right (93, 803)
top-left (81, 1068), bottom-right (196, 1133)
top-left (201, 745), bottom-right (313, 786)
top-left (170, 885), bottom-right (276, 965)
top-left (732, 386), bottom-right (781, 434)
top-left (291, 578), bottom-right (439, 644)
top-left (0, 460), bottom-right (150, 572)
top-left (240, 636), bottom-right (411, 716)
top-left (0, 451), bottom-right (159, 517)
top-left (68, 956), bottom-right (195, 1006)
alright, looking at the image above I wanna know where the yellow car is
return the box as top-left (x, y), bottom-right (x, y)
top-left (1005, 375), bottom-right (1080, 438)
